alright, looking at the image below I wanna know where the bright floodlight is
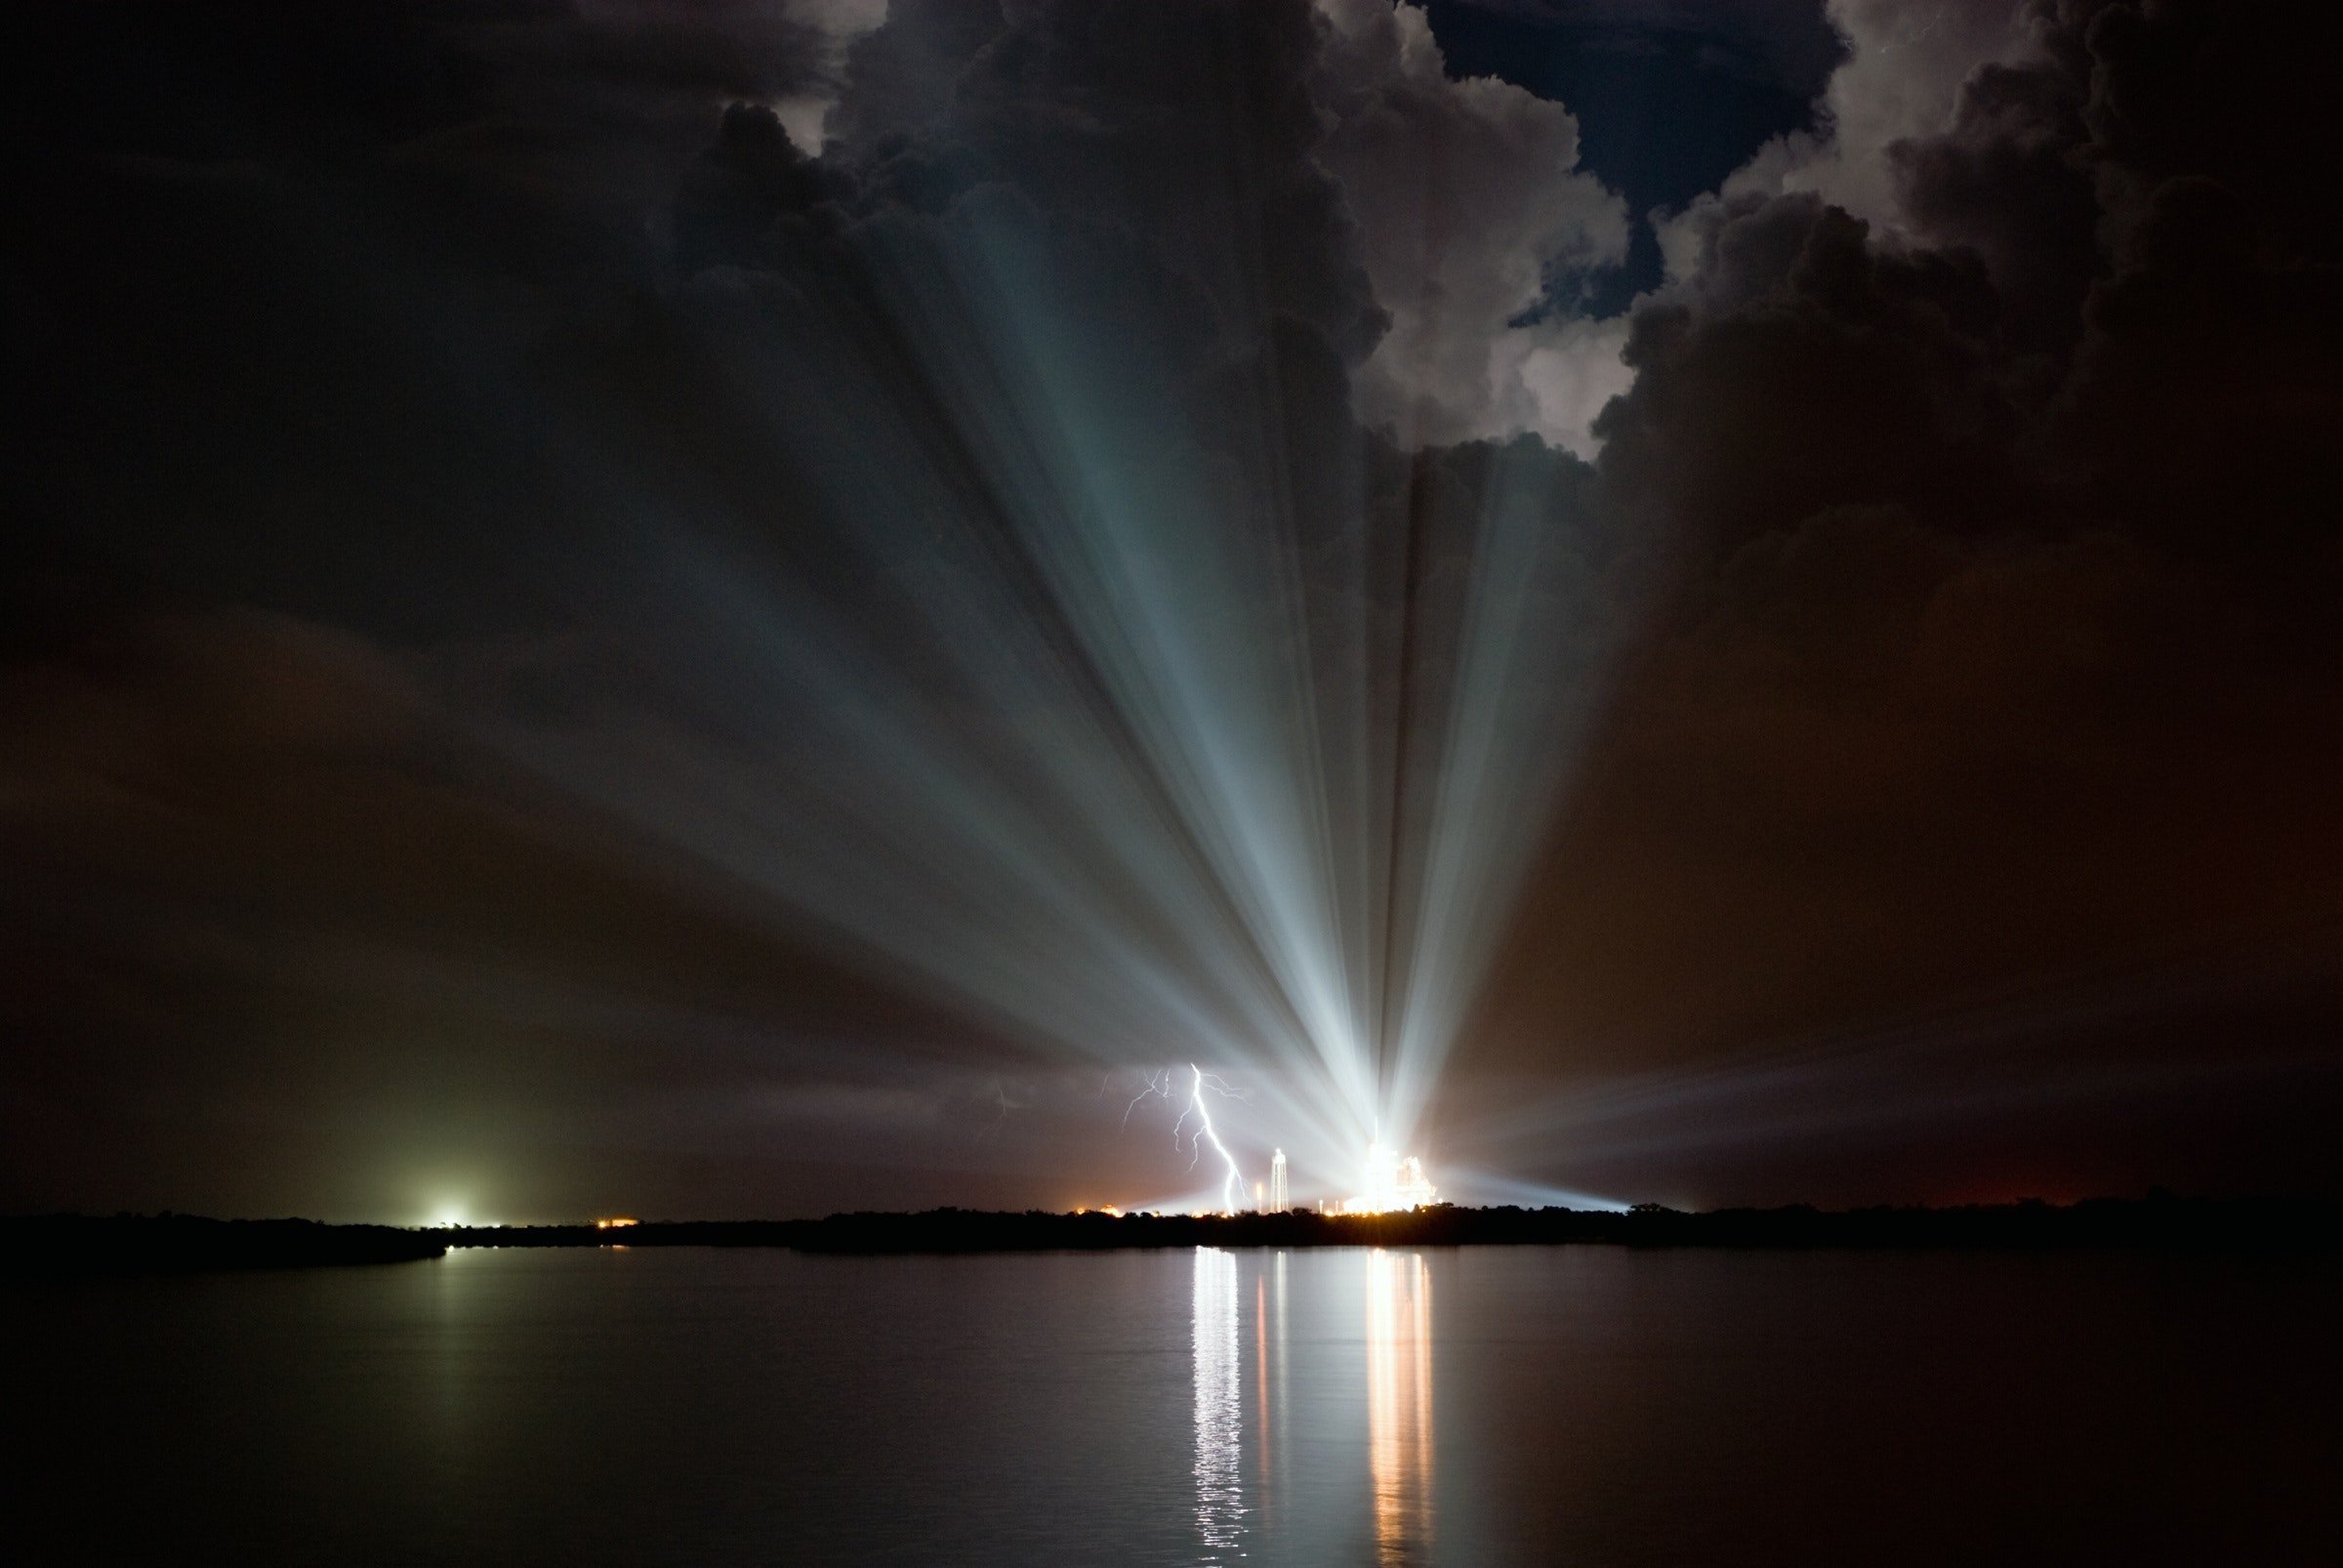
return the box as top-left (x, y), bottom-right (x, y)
top-left (1339, 1140), bottom-right (1438, 1215)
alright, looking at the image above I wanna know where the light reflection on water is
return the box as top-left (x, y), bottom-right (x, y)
top-left (1367, 1249), bottom-right (1434, 1564)
top-left (1192, 1247), bottom-right (1245, 1559)
top-left (1191, 1246), bottom-right (1435, 1564)
top-left (14, 1247), bottom-right (2329, 1564)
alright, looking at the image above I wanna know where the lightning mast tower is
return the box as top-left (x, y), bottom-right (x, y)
top-left (1268, 1148), bottom-right (1289, 1213)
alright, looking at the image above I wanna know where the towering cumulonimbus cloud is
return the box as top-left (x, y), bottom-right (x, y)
top-left (1455, 0), bottom-right (2343, 1203)
top-left (1310, 0), bottom-right (1633, 455)
top-left (3, 0), bottom-right (2341, 1217)
top-left (1686, 0), bottom-right (2039, 236)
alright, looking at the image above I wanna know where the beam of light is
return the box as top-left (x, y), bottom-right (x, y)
top-left (1434, 1169), bottom-right (1628, 1214)
top-left (1375, 441), bottom-right (1631, 1154)
top-left (427, 133), bottom-right (1636, 1197)
top-left (1438, 960), bottom-right (2343, 1192)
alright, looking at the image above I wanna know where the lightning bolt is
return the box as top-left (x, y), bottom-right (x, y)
top-left (982, 1075), bottom-right (1015, 1140)
top-left (1118, 1065), bottom-right (1249, 1214)
top-left (1186, 1062), bottom-right (1245, 1216)
top-left (1121, 1067), bottom-right (1172, 1130)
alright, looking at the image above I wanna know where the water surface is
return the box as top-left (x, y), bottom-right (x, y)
top-left (7, 1245), bottom-right (2338, 1563)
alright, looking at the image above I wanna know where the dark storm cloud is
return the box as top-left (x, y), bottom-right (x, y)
top-left (4, 0), bottom-right (2340, 1216)
top-left (3, 3), bottom-right (835, 234)
top-left (1450, 0), bottom-right (2343, 1199)
top-left (2, 2), bottom-right (846, 644)
top-left (831, 0), bottom-right (1388, 363)
top-left (1599, 0), bottom-right (2343, 570)
top-left (0, 585), bottom-right (1026, 1215)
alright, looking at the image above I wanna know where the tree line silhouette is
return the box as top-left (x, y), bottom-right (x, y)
top-left (11, 1193), bottom-right (2339, 1276)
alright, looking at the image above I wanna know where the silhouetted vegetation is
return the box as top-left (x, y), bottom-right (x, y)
top-left (0, 1215), bottom-right (446, 1278)
top-left (13, 1197), bottom-right (2334, 1275)
top-left (432, 1193), bottom-right (2343, 1257)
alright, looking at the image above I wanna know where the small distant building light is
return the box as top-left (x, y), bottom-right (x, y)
top-left (594, 1217), bottom-right (640, 1230)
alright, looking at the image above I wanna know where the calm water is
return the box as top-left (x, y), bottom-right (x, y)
top-left (7, 1245), bottom-right (2340, 1564)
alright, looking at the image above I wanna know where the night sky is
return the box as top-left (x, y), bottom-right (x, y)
top-left (6, 0), bottom-right (2341, 1222)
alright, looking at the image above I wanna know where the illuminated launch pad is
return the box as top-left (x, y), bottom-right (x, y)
top-left (1336, 1140), bottom-right (1438, 1216)
top-left (1121, 1064), bottom-right (1437, 1217)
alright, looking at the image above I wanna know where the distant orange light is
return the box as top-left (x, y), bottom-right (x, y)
top-left (595, 1217), bottom-right (639, 1230)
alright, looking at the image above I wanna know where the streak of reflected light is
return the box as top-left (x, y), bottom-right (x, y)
top-left (1367, 1249), bottom-right (1433, 1564)
top-left (1254, 1267), bottom-right (1270, 1525)
top-left (1274, 1250), bottom-right (1289, 1514)
top-left (1193, 1247), bottom-right (1246, 1561)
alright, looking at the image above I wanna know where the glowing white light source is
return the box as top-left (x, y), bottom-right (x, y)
top-left (1341, 1141), bottom-right (1438, 1215)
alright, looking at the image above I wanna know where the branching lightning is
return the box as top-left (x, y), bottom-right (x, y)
top-left (1186, 1064), bottom-right (1246, 1215)
top-left (981, 1075), bottom-right (1020, 1141)
top-left (1120, 1064), bottom-right (1250, 1213)
top-left (1123, 1067), bottom-right (1174, 1130)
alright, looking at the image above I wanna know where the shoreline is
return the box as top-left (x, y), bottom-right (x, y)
top-left (442, 1195), bottom-right (2343, 1257)
top-left (10, 1196), bottom-right (2341, 1276)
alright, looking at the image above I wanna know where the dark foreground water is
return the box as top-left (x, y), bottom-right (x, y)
top-left (6, 1245), bottom-right (2340, 1565)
